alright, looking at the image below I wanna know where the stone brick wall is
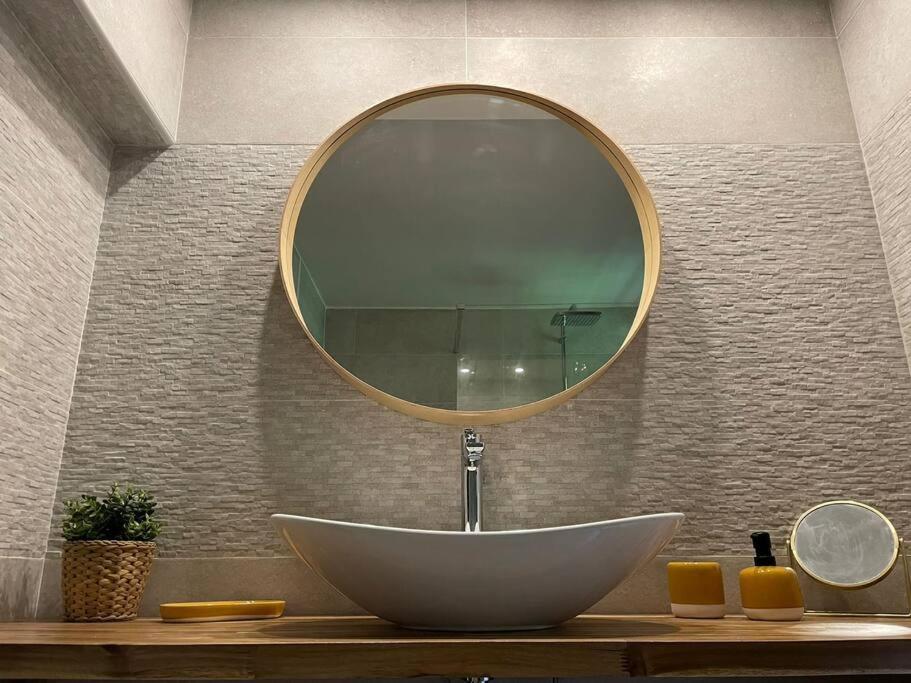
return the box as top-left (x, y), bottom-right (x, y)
top-left (833, 0), bottom-right (911, 367)
top-left (50, 142), bottom-right (911, 560)
top-left (864, 89), bottom-right (911, 358)
top-left (0, 0), bottom-right (110, 618)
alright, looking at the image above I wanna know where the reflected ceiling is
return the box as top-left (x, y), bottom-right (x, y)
top-left (295, 98), bottom-right (643, 309)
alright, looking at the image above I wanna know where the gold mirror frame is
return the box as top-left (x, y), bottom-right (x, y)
top-left (278, 84), bottom-right (661, 425)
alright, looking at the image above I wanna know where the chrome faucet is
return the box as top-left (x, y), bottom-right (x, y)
top-left (461, 428), bottom-right (484, 533)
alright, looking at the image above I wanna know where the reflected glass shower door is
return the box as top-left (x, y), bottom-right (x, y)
top-left (454, 306), bottom-right (637, 411)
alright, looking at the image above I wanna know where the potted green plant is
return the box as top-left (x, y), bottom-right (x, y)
top-left (61, 484), bottom-right (161, 621)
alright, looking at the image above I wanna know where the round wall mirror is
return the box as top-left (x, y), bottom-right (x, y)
top-left (790, 500), bottom-right (900, 589)
top-left (279, 85), bottom-right (660, 424)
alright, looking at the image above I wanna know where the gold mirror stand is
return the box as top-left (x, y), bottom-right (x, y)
top-left (787, 538), bottom-right (911, 618)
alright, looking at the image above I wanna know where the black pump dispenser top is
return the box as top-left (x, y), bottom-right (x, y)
top-left (750, 531), bottom-right (777, 566)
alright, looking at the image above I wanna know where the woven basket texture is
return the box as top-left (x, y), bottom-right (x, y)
top-left (62, 541), bottom-right (155, 622)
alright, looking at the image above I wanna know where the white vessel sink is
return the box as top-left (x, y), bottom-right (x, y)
top-left (272, 512), bottom-right (683, 631)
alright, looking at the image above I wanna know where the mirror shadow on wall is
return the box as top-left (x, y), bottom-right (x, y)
top-left (289, 92), bottom-right (648, 414)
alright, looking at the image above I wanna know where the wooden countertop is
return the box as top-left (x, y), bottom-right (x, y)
top-left (2, 614), bottom-right (911, 678)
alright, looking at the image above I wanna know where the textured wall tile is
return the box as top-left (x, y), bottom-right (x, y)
top-left (6, 0), bottom-right (172, 145)
top-left (179, 32), bottom-right (858, 145)
top-left (0, 187), bottom-right (96, 399)
top-left (864, 89), bottom-right (911, 356)
top-left (837, 0), bottom-right (911, 139)
top-left (586, 144), bottom-right (911, 405)
top-left (53, 394), bottom-right (462, 556)
top-left (469, 0), bottom-right (834, 38)
top-left (169, 0), bottom-right (192, 34)
top-left (467, 37), bottom-right (856, 145)
top-left (0, 94), bottom-right (104, 268)
top-left (69, 145), bottom-right (357, 407)
top-left (178, 37), bottom-right (465, 144)
top-left (830, 0), bottom-right (865, 36)
top-left (78, 0), bottom-right (188, 137)
top-left (0, 371), bottom-right (70, 558)
top-left (0, 0), bottom-right (108, 578)
top-left (192, 0), bottom-right (466, 38)
top-left (865, 89), bottom-right (911, 235)
top-left (0, 1), bottom-right (110, 189)
top-left (179, 2), bottom-right (855, 146)
top-left (0, 557), bottom-right (42, 619)
top-left (52, 143), bottom-right (911, 559)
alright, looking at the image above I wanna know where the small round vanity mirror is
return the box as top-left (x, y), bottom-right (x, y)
top-left (279, 85), bottom-right (660, 424)
top-left (790, 500), bottom-right (900, 589)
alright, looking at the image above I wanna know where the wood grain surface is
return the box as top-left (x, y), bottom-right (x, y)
top-left (1, 614), bottom-right (910, 678)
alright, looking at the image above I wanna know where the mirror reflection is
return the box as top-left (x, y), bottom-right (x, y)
top-left (291, 93), bottom-right (645, 412)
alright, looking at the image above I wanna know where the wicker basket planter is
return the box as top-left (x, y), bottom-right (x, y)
top-left (62, 540), bottom-right (155, 622)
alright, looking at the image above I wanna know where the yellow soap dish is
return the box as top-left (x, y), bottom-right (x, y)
top-left (160, 600), bottom-right (285, 622)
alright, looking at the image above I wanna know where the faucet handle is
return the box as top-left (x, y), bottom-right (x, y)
top-left (462, 428), bottom-right (484, 459)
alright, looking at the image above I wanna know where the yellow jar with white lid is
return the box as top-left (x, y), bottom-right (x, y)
top-left (667, 561), bottom-right (726, 618)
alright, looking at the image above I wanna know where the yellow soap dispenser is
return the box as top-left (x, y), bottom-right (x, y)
top-left (739, 531), bottom-right (804, 621)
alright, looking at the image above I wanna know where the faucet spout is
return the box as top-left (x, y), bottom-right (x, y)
top-left (461, 428), bottom-right (484, 533)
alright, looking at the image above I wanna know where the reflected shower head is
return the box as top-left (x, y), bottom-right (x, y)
top-left (549, 309), bottom-right (601, 327)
